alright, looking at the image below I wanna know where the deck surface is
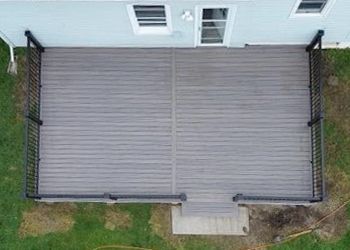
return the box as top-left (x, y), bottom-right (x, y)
top-left (39, 46), bottom-right (312, 204)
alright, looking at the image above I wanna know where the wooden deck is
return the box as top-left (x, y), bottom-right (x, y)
top-left (39, 46), bottom-right (312, 209)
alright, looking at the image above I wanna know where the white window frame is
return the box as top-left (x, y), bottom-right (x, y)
top-left (290, 0), bottom-right (336, 18)
top-left (127, 4), bottom-right (172, 35)
top-left (194, 5), bottom-right (237, 47)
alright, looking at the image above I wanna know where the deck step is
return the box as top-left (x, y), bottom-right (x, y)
top-left (172, 205), bottom-right (249, 235)
top-left (181, 202), bottom-right (239, 217)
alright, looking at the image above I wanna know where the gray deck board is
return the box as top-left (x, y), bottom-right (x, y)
top-left (40, 48), bottom-right (173, 195)
top-left (39, 46), bottom-right (312, 205)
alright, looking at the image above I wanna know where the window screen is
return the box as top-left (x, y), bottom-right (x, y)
top-left (296, 0), bottom-right (328, 13)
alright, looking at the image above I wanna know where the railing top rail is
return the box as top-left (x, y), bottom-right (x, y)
top-left (31, 193), bottom-right (188, 201)
top-left (24, 30), bottom-right (45, 53)
top-left (233, 194), bottom-right (322, 203)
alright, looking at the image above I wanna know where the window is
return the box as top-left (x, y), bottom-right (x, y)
top-left (290, 0), bottom-right (336, 17)
top-left (200, 8), bottom-right (229, 45)
top-left (127, 4), bottom-right (172, 35)
top-left (296, 0), bottom-right (328, 13)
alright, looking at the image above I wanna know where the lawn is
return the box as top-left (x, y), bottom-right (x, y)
top-left (0, 38), bottom-right (350, 250)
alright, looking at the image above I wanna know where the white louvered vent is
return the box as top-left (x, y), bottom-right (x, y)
top-left (128, 5), bottom-right (172, 35)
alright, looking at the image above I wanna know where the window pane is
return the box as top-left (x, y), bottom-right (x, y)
top-left (202, 8), bottom-right (228, 20)
top-left (137, 18), bottom-right (166, 22)
top-left (202, 28), bottom-right (225, 39)
top-left (201, 38), bottom-right (223, 44)
top-left (135, 11), bottom-right (165, 18)
top-left (139, 22), bottom-right (167, 27)
top-left (134, 5), bottom-right (165, 11)
top-left (202, 21), bottom-right (226, 28)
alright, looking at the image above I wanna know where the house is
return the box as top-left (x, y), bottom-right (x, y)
top-left (1, 0), bottom-right (346, 230)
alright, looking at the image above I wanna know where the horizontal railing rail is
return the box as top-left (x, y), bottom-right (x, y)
top-left (24, 30), bottom-right (44, 198)
top-left (35, 193), bottom-right (187, 202)
top-left (109, 193), bottom-right (187, 201)
top-left (232, 194), bottom-right (322, 203)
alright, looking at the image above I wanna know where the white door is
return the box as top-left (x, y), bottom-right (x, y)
top-left (196, 6), bottom-right (234, 46)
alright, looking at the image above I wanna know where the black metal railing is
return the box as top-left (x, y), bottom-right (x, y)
top-left (24, 30), bottom-right (44, 198)
top-left (306, 30), bottom-right (325, 201)
top-left (232, 30), bottom-right (326, 204)
top-left (38, 193), bottom-right (187, 201)
top-left (232, 194), bottom-right (322, 203)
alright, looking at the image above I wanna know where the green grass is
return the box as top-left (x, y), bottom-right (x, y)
top-left (0, 40), bottom-right (31, 248)
top-left (325, 121), bottom-right (350, 175)
top-left (326, 49), bottom-right (350, 82)
top-left (1, 39), bottom-right (350, 250)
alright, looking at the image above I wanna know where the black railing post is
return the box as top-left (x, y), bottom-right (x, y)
top-left (306, 30), bottom-right (324, 52)
top-left (24, 31), bottom-right (45, 53)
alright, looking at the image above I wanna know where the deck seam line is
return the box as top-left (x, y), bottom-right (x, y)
top-left (171, 48), bottom-right (177, 194)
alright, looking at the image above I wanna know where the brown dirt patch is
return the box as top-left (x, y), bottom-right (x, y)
top-left (104, 206), bottom-right (132, 231)
top-left (313, 206), bottom-right (349, 241)
top-left (246, 205), bottom-right (317, 244)
top-left (19, 203), bottom-right (77, 238)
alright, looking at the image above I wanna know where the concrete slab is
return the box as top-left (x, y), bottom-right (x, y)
top-left (171, 205), bottom-right (249, 235)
